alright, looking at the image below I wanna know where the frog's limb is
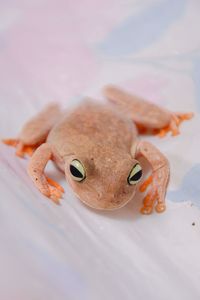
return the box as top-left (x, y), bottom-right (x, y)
top-left (103, 85), bottom-right (193, 137)
top-left (2, 103), bottom-right (62, 157)
top-left (135, 141), bottom-right (170, 214)
top-left (28, 143), bottom-right (64, 204)
top-left (139, 175), bottom-right (153, 192)
top-left (46, 177), bottom-right (65, 193)
top-left (3, 139), bottom-right (37, 157)
top-left (153, 112), bottom-right (193, 137)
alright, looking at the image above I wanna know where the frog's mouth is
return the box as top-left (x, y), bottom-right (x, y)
top-left (75, 193), bottom-right (134, 211)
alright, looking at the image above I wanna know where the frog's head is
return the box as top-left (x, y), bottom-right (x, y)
top-left (64, 148), bottom-right (143, 210)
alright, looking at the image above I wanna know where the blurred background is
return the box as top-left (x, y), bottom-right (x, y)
top-left (0, 1), bottom-right (200, 300)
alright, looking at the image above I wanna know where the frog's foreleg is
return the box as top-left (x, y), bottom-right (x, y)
top-left (135, 141), bottom-right (170, 214)
top-left (103, 85), bottom-right (193, 137)
top-left (28, 143), bottom-right (64, 204)
top-left (3, 103), bottom-right (62, 157)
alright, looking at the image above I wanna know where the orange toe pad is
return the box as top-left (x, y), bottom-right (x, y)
top-left (154, 112), bottom-right (194, 138)
top-left (139, 176), bottom-right (153, 193)
top-left (2, 138), bottom-right (36, 157)
top-left (2, 139), bottom-right (18, 146)
top-left (47, 177), bottom-right (65, 193)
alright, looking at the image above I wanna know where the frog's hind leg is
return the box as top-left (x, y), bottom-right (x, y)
top-left (103, 85), bottom-right (193, 137)
top-left (3, 103), bottom-right (62, 157)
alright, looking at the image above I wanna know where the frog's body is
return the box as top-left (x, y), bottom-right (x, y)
top-left (48, 101), bottom-right (136, 163)
top-left (47, 102), bottom-right (138, 210)
top-left (3, 86), bottom-right (193, 214)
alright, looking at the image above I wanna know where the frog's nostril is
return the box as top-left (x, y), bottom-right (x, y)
top-left (97, 192), bottom-right (115, 202)
top-left (97, 191), bottom-right (102, 199)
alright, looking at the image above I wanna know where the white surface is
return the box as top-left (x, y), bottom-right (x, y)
top-left (0, 1), bottom-right (200, 299)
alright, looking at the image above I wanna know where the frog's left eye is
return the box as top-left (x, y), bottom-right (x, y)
top-left (127, 163), bottom-right (143, 185)
top-left (69, 159), bottom-right (86, 182)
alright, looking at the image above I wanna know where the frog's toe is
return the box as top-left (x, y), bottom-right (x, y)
top-left (39, 184), bottom-right (63, 205)
top-left (49, 186), bottom-right (63, 205)
top-left (47, 177), bottom-right (65, 193)
top-left (155, 203), bottom-right (166, 213)
top-left (176, 112), bottom-right (194, 121)
top-left (140, 205), bottom-right (153, 215)
top-left (139, 175), bottom-right (153, 192)
top-left (2, 138), bottom-right (19, 147)
top-left (22, 145), bottom-right (36, 157)
top-left (154, 112), bottom-right (194, 138)
top-left (140, 192), bottom-right (157, 215)
top-left (170, 112), bottom-right (194, 136)
top-left (2, 138), bottom-right (36, 158)
top-left (16, 143), bottom-right (36, 157)
top-left (46, 177), bottom-right (64, 204)
top-left (3, 138), bottom-right (25, 157)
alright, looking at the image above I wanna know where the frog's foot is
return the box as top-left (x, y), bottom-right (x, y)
top-left (43, 186), bottom-right (63, 205)
top-left (46, 177), bottom-right (65, 193)
top-left (154, 112), bottom-right (194, 138)
top-left (2, 139), bottom-right (18, 147)
top-left (139, 175), bottom-right (153, 193)
top-left (140, 175), bottom-right (156, 214)
top-left (2, 139), bottom-right (36, 158)
top-left (36, 177), bottom-right (64, 205)
top-left (139, 174), bottom-right (166, 215)
top-left (140, 191), bottom-right (158, 215)
top-left (48, 185), bottom-right (63, 205)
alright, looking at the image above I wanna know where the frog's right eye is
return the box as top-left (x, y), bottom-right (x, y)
top-left (127, 163), bottom-right (143, 185)
top-left (69, 159), bottom-right (86, 182)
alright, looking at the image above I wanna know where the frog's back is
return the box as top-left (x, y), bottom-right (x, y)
top-left (47, 100), bottom-right (137, 156)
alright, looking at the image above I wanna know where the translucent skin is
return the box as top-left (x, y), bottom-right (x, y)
top-left (3, 86), bottom-right (193, 214)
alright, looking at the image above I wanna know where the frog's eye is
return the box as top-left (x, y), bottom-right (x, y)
top-left (69, 159), bottom-right (86, 182)
top-left (127, 163), bottom-right (142, 185)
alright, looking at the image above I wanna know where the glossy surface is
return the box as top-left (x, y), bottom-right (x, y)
top-left (0, 1), bottom-right (200, 299)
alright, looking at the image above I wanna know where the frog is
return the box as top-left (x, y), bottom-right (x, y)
top-left (3, 85), bottom-right (193, 214)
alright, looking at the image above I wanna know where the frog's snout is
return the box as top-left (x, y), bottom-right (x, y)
top-left (95, 192), bottom-right (130, 210)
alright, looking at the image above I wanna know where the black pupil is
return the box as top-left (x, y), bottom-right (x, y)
top-left (130, 170), bottom-right (142, 182)
top-left (70, 165), bottom-right (83, 178)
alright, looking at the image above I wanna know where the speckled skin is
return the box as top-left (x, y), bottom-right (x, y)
top-left (3, 86), bottom-right (193, 214)
top-left (47, 101), bottom-right (138, 210)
